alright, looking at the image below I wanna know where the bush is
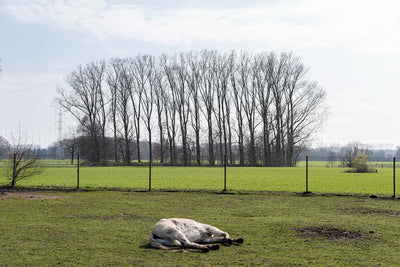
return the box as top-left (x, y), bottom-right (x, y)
top-left (347, 153), bottom-right (375, 173)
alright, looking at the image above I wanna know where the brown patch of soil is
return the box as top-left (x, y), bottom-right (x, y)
top-left (343, 207), bottom-right (400, 216)
top-left (0, 191), bottom-right (69, 200)
top-left (296, 227), bottom-right (367, 241)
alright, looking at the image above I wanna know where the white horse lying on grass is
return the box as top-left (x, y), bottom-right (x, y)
top-left (149, 218), bottom-right (243, 252)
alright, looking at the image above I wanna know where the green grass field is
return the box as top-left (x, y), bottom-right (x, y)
top-left (0, 162), bottom-right (397, 197)
top-left (1, 190), bottom-right (400, 266)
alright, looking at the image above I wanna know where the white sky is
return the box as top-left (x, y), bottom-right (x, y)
top-left (1, 0), bottom-right (400, 148)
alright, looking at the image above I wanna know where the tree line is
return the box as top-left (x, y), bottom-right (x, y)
top-left (57, 50), bottom-right (327, 166)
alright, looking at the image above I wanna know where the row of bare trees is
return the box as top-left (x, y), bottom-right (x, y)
top-left (58, 50), bottom-right (327, 166)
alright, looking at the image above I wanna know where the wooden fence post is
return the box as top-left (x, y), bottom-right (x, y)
top-left (223, 154), bottom-right (227, 191)
top-left (393, 157), bottom-right (396, 198)
top-left (149, 160), bottom-right (152, 191)
top-left (76, 153), bottom-right (80, 190)
top-left (306, 156), bottom-right (309, 193)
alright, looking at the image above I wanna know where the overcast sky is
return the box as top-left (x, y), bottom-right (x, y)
top-left (1, 0), bottom-right (400, 148)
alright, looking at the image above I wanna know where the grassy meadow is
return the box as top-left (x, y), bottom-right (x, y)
top-left (0, 160), bottom-right (397, 197)
top-left (1, 190), bottom-right (400, 266)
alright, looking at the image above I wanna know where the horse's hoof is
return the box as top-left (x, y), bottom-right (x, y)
top-left (209, 244), bottom-right (220, 250)
top-left (235, 238), bottom-right (244, 244)
top-left (201, 247), bottom-right (210, 253)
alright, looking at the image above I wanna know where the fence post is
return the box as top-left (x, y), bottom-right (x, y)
top-left (223, 154), bottom-right (227, 191)
top-left (393, 157), bottom-right (396, 198)
top-left (306, 156), bottom-right (309, 193)
top-left (149, 160), bottom-right (152, 191)
top-left (77, 153), bottom-right (80, 190)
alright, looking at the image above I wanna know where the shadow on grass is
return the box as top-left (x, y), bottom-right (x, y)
top-left (140, 244), bottom-right (152, 250)
top-left (139, 243), bottom-right (209, 253)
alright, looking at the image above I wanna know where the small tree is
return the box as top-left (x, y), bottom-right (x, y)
top-left (58, 128), bottom-right (79, 165)
top-left (349, 153), bottom-right (374, 173)
top-left (327, 150), bottom-right (337, 168)
top-left (340, 143), bottom-right (371, 167)
top-left (2, 137), bottom-right (44, 188)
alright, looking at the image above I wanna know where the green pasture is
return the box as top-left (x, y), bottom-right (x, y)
top-left (1, 190), bottom-right (400, 266)
top-left (0, 162), bottom-right (398, 197)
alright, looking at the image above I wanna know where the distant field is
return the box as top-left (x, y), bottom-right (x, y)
top-left (1, 191), bottom-right (400, 266)
top-left (0, 161), bottom-right (398, 197)
top-left (297, 160), bottom-right (400, 168)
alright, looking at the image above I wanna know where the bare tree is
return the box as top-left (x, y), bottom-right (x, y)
top-left (154, 68), bottom-right (166, 164)
top-left (160, 54), bottom-right (178, 165)
top-left (255, 52), bottom-right (273, 166)
top-left (172, 54), bottom-right (191, 166)
top-left (213, 54), bottom-right (223, 164)
top-left (268, 53), bottom-right (288, 166)
top-left (231, 67), bottom-right (245, 166)
top-left (238, 51), bottom-right (258, 165)
top-left (225, 82), bottom-right (234, 165)
top-left (164, 90), bottom-right (177, 165)
top-left (223, 52), bottom-right (236, 165)
top-left (129, 56), bottom-right (146, 163)
top-left (58, 61), bottom-right (108, 162)
top-left (106, 58), bottom-right (120, 163)
top-left (341, 142), bottom-right (371, 167)
top-left (138, 54), bottom-right (156, 188)
top-left (213, 51), bottom-right (235, 165)
top-left (59, 129), bottom-right (79, 164)
top-left (327, 150), bottom-right (337, 167)
top-left (108, 58), bottom-right (135, 165)
top-left (282, 53), bottom-right (327, 166)
top-left (186, 52), bottom-right (203, 165)
top-left (2, 134), bottom-right (44, 189)
top-left (199, 50), bottom-right (216, 166)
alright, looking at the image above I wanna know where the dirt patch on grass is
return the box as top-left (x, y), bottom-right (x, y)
top-left (343, 207), bottom-right (400, 216)
top-left (0, 191), bottom-right (69, 200)
top-left (296, 227), bottom-right (367, 241)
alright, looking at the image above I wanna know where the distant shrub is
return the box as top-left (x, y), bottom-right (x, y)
top-left (346, 153), bottom-right (375, 173)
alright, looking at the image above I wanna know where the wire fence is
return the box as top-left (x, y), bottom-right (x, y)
top-left (1, 156), bottom-right (398, 198)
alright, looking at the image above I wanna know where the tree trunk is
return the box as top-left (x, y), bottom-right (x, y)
top-left (207, 111), bottom-right (215, 166)
top-left (11, 153), bottom-right (16, 189)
